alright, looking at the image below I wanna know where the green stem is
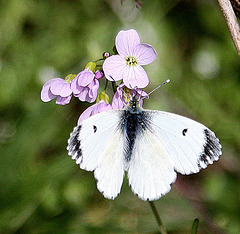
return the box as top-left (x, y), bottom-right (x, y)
top-left (104, 79), bottom-right (108, 91)
top-left (111, 79), bottom-right (117, 93)
top-left (94, 58), bottom-right (104, 63)
top-left (148, 201), bottom-right (167, 234)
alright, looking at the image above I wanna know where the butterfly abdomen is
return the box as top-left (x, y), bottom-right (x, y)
top-left (120, 108), bottom-right (151, 162)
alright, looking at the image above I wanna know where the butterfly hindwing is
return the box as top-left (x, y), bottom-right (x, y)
top-left (67, 110), bottom-right (125, 199)
top-left (127, 129), bottom-right (177, 201)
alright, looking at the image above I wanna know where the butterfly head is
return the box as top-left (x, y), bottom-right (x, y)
top-left (125, 79), bottom-right (171, 112)
top-left (126, 92), bottom-right (143, 113)
top-left (129, 94), bottom-right (139, 108)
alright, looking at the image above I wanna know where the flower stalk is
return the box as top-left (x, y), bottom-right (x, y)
top-left (148, 201), bottom-right (167, 234)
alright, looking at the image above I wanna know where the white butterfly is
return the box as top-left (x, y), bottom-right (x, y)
top-left (67, 92), bottom-right (222, 201)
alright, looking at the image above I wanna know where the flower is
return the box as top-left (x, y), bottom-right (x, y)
top-left (41, 74), bottom-right (75, 105)
top-left (75, 62), bottom-right (96, 87)
top-left (78, 100), bottom-right (112, 124)
top-left (103, 29), bottom-right (157, 89)
top-left (71, 63), bottom-right (103, 103)
top-left (112, 84), bottom-right (148, 109)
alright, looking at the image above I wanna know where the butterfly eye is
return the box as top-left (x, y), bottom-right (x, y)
top-left (93, 125), bottom-right (97, 133)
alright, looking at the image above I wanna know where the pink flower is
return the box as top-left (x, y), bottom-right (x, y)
top-left (41, 75), bottom-right (75, 105)
top-left (103, 29), bottom-right (157, 89)
top-left (78, 100), bottom-right (112, 124)
top-left (73, 62), bottom-right (102, 89)
top-left (112, 84), bottom-right (148, 109)
top-left (71, 63), bottom-right (103, 103)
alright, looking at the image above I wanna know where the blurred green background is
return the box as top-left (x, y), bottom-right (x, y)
top-left (0, 0), bottom-right (239, 233)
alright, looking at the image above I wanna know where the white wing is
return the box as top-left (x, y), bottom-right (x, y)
top-left (67, 110), bottom-right (125, 200)
top-left (128, 110), bottom-right (222, 201)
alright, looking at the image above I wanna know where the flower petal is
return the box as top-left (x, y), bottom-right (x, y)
top-left (77, 104), bottom-right (96, 124)
top-left (112, 94), bottom-right (124, 109)
top-left (116, 29), bottom-right (140, 56)
top-left (76, 70), bottom-right (95, 87)
top-left (41, 78), bottom-right (63, 102)
top-left (112, 87), bottom-right (125, 109)
top-left (41, 84), bottom-right (57, 102)
top-left (77, 101), bottom-right (112, 124)
top-left (50, 81), bottom-right (72, 97)
top-left (75, 87), bottom-right (89, 102)
top-left (71, 77), bottom-right (82, 95)
top-left (87, 79), bottom-right (99, 102)
top-left (134, 43), bottom-right (157, 65)
top-left (135, 88), bottom-right (148, 98)
top-left (55, 95), bottom-right (72, 105)
top-left (123, 65), bottom-right (149, 89)
top-left (103, 55), bottom-right (126, 81)
top-left (42, 78), bottom-right (63, 88)
top-left (93, 100), bottom-right (112, 115)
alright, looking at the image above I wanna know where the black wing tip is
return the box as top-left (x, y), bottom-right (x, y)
top-left (67, 125), bottom-right (83, 163)
top-left (197, 128), bottom-right (222, 169)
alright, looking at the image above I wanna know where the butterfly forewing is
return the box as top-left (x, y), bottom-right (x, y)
top-left (149, 110), bottom-right (222, 174)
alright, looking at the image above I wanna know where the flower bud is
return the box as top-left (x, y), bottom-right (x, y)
top-left (84, 62), bottom-right (96, 73)
top-left (95, 70), bottom-right (103, 79)
top-left (103, 52), bottom-right (110, 59)
top-left (96, 90), bottom-right (110, 104)
top-left (64, 74), bottom-right (76, 83)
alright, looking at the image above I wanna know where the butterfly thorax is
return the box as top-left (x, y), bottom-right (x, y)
top-left (120, 101), bottom-right (151, 162)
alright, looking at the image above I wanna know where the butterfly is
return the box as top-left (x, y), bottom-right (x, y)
top-left (67, 89), bottom-right (222, 201)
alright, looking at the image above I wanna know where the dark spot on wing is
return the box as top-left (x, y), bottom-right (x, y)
top-left (197, 129), bottom-right (222, 169)
top-left (182, 128), bottom-right (188, 136)
top-left (93, 125), bottom-right (97, 133)
top-left (67, 125), bottom-right (82, 162)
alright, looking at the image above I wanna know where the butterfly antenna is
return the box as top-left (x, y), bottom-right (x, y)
top-left (142, 79), bottom-right (170, 100)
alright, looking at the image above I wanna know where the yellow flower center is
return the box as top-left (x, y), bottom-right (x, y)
top-left (125, 56), bottom-right (138, 67)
